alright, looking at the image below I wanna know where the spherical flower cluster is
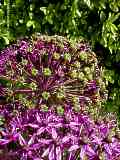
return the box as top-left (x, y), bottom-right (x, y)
top-left (0, 108), bottom-right (120, 160)
top-left (0, 34), bottom-right (119, 160)
top-left (0, 35), bottom-right (106, 114)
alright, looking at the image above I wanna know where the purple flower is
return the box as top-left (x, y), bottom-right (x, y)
top-left (0, 35), bottom-right (106, 114)
top-left (0, 124), bottom-right (19, 145)
top-left (0, 108), bottom-right (119, 159)
top-left (0, 35), bottom-right (116, 160)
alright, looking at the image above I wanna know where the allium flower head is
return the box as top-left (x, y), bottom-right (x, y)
top-left (0, 109), bottom-right (119, 160)
top-left (0, 34), bottom-right (119, 160)
top-left (0, 35), bottom-right (106, 114)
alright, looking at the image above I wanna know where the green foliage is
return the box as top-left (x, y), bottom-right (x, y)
top-left (103, 69), bottom-right (115, 84)
top-left (0, 0), bottom-right (119, 52)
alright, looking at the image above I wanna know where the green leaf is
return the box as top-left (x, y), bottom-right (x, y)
top-left (40, 7), bottom-right (47, 15)
top-left (103, 69), bottom-right (115, 84)
top-left (26, 20), bottom-right (35, 28)
top-left (109, 2), bottom-right (119, 12)
top-left (100, 11), bottom-right (106, 22)
top-left (3, 36), bottom-right (9, 45)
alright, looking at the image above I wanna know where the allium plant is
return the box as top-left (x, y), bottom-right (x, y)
top-left (0, 34), bottom-right (119, 160)
top-left (0, 108), bottom-right (120, 160)
top-left (0, 35), bottom-right (106, 114)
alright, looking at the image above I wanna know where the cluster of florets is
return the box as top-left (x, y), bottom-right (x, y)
top-left (0, 109), bottom-right (120, 160)
top-left (0, 35), bottom-right (106, 113)
top-left (0, 34), bottom-right (119, 159)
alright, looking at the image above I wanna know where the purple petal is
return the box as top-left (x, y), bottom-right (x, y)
top-left (19, 134), bottom-right (26, 146)
top-left (56, 146), bottom-right (62, 160)
top-left (68, 145), bottom-right (79, 152)
top-left (80, 146), bottom-right (86, 159)
top-left (26, 123), bottom-right (39, 128)
top-left (62, 135), bottom-right (73, 143)
top-left (104, 144), bottom-right (112, 155)
top-left (70, 122), bottom-right (79, 126)
top-left (42, 148), bottom-right (49, 157)
top-left (38, 139), bottom-right (52, 145)
top-left (36, 113), bottom-right (41, 123)
top-left (86, 145), bottom-right (95, 156)
top-left (68, 152), bottom-right (75, 160)
top-left (91, 135), bottom-right (102, 145)
top-left (28, 135), bottom-right (35, 146)
top-left (0, 139), bottom-right (11, 145)
top-left (49, 145), bottom-right (55, 160)
top-left (53, 123), bottom-right (63, 128)
top-left (37, 127), bottom-right (45, 135)
top-left (52, 128), bottom-right (57, 139)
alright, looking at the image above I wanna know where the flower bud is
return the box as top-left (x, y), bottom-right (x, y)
top-left (87, 74), bottom-right (93, 80)
top-left (73, 61), bottom-right (81, 68)
top-left (64, 53), bottom-right (71, 62)
top-left (78, 72), bottom-right (85, 81)
top-left (53, 52), bottom-right (60, 60)
top-left (43, 67), bottom-right (52, 76)
top-left (79, 52), bottom-right (88, 61)
top-left (31, 68), bottom-right (38, 76)
top-left (84, 67), bottom-right (91, 74)
top-left (29, 82), bottom-right (37, 91)
top-left (42, 91), bottom-right (50, 100)
top-left (41, 104), bottom-right (48, 112)
top-left (57, 105), bottom-right (64, 115)
top-left (70, 70), bottom-right (78, 79)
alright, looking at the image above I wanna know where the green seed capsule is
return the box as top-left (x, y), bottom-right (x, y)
top-left (43, 68), bottom-right (52, 76)
top-left (41, 104), bottom-right (48, 112)
top-left (22, 59), bottom-right (28, 65)
top-left (57, 105), bottom-right (64, 115)
top-left (42, 91), bottom-right (50, 100)
top-left (115, 129), bottom-right (120, 139)
top-left (78, 72), bottom-right (85, 80)
top-left (74, 104), bottom-right (80, 112)
top-left (70, 70), bottom-right (78, 79)
top-left (107, 129), bottom-right (115, 142)
top-left (83, 78), bottom-right (88, 85)
top-left (32, 68), bottom-right (38, 76)
top-left (0, 116), bottom-right (5, 126)
top-left (72, 96), bottom-right (80, 112)
top-left (96, 78), bottom-right (102, 85)
top-left (101, 82), bottom-right (106, 90)
top-left (64, 53), bottom-right (71, 61)
top-left (53, 52), bottom-right (60, 60)
top-left (79, 52), bottom-right (88, 61)
top-left (99, 152), bottom-right (106, 160)
top-left (56, 91), bottom-right (65, 99)
top-left (72, 96), bottom-right (79, 103)
top-left (84, 67), bottom-right (91, 74)
top-left (83, 154), bottom-right (88, 160)
top-left (91, 64), bottom-right (95, 72)
top-left (19, 94), bottom-right (26, 104)
top-left (30, 82), bottom-right (37, 90)
top-left (26, 100), bottom-right (34, 109)
top-left (73, 61), bottom-right (81, 68)
top-left (27, 46), bottom-right (33, 52)
top-left (87, 74), bottom-right (93, 80)
top-left (19, 95), bottom-right (34, 108)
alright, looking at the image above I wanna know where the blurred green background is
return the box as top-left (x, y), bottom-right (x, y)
top-left (0, 0), bottom-right (120, 124)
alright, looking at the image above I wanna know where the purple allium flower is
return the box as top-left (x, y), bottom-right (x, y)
top-left (0, 109), bottom-right (119, 160)
top-left (0, 35), bottom-right (106, 114)
top-left (0, 35), bottom-right (115, 160)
